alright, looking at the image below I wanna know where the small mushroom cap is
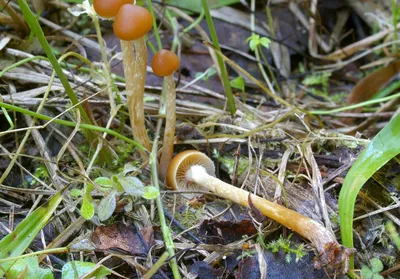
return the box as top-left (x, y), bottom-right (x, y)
top-left (151, 49), bottom-right (180, 77)
top-left (113, 4), bottom-right (153, 41)
top-left (93, 0), bottom-right (132, 18)
top-left (166, 150), bottom-right (215, 191)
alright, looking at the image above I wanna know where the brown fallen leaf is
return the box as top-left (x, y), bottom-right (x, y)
top-left (347, 60), bottom-right (400, 105)
top-left (198, 219), bottom-right (257, 244)
top-left (91, 223), bottom-right (155, 256)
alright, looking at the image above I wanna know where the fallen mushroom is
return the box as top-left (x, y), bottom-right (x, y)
top-left (114, 4), bottom-right (152, 155)
top-left (93, 0), bottom-right (132, 18)
top-left (166, 150), bottom-right (352, 272)
top-left (151, 49), bottom-right (180, 180)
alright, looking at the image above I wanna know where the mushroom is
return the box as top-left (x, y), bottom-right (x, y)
top-left (113, 4), bottom-right (153, 155)
top-left (93, 0), bottom-right (132, 18)
top-left (151, 49), bottom-right (180, 180)
top-left (166, 150), bottom-right (352, 272)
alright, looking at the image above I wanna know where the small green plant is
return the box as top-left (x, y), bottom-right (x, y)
top-left (213, 149), bottom-right (249, 176)
top-left (230, 76), bottom-right (246, 102)
top-left (361, 258), bottom-right (384, 279)
top-left (31, 164), bottom-right (49, 185)
top-left (6, 256), bottom-right (53, 279)
top-left (71, 163), bottom-right (154, 221)
top-left (195, 66), bottom-right (217, 82)
top-left (246, 34), bottom-right (271, 51)
top-left (302, 72), bottom-right (331, 97)
top-left (237, 249), bottom-right (256, 261)
top-left (61, 261), bottom-right (111, 279)
top-left (386, 221), bottom-right (400, 249)
top-left (264, 234), bottom-right (306, 263)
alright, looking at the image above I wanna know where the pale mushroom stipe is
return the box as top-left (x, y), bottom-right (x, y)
top-left (113, 4), bottom-right (153, 156)
top-left (151, 50), bottom-right (180, 180)
top-left (166, 150), bottom-right (353, 273)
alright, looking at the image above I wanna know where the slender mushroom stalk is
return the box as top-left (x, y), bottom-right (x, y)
top-left (114, 4), bottom-right (152, 155)
top-left (166, 150), bottom-right (353, 273)
top-left (151, 50), bottom-right (180, 180)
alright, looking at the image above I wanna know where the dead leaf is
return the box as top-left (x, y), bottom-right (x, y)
top-left (235, 256), bottom-right (260, 279)
top-left (198, 219), bottom-right (257, 244)
top-left (189, 262), bottom-right (224, 279)
top-left (91, 223), bottom-right (155, 256)
top-left (347, 61), bottom-right (400, 106)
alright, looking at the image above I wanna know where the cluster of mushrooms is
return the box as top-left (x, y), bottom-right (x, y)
top-left (94, 0), bottom-right (180, 169)
top-left (93, 0), bottom-right (351, 273)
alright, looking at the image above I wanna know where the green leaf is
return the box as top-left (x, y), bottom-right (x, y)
top-left (97, 190), bottom-right (116, 221)
top-left (259, 37), bottom-right (271, 48)
top-left (142, 186), bottom-right (160, 200)
top-left (8, 256), bottom-right (53, 279)
top-left (70, 189), bottom-right (82, 197)
top-left (361, 266), bottom-right (373, 279)
top-left (370, 258), bottom-right (384, 273)
top-left (245, 34), bottom-right (257, 43)
top-left (123, 162), bottom-right (137, 175)
top-left (94, 177), bottom-right (113, 188)
top-left (230, 76), bottom-right (245, 91)
top-left (371, 274), bottom-right (384, 279)
top-left (249, 39), bottom-right (258, 51)
top-left (339, 114), bottom-right (400, 269)
top-left (117, 176), bottom-right (145, 197)
top-left (111, 174), bottom-right (124, 192)
top-left (80, 196), bottom-right (95, 220)
top-left (61, 261), bottom-right (111, 279)
top-left (0, 189), bottom-right (65, 276)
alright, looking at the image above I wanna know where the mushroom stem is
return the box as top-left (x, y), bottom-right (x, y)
top-left (186, 165), bottom-right (346, 269)
top-left (159, 75), bottom-right (176, 180)
top-left (132, 36), bottom-right (151, 151)
top-left (121, 39), bottom-right (151, 156)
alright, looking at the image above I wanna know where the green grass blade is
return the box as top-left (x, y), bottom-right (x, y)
top-left (339, 114), bottom-right (400, 269)
top-left (0, 102), bottom-right (146, 151)
top-left (0, 189), bottom-right (66, 276)
top-left (17, 0), bottom-right (91, 124)
top-left (201, 0), bottom-right (236, 115)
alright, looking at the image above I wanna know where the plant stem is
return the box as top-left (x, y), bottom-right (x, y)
top-left (182, 10), bottom-right (204, 34)
top-left (158, 76), bottom-right (176, 181)
top-left (1, 0), bottom-right (29, 35)
top-left (0, 71), bottom-right (55, 185)
top-left (201, 0), bottom-right (236, 115)
top-left (142, 252), bottom-right (169, 279)
top-left (150, 136), bottom-right (181, 279)
top-left (92, 15), bottom-right (116, 114)
top-left (250, 0), bottom-right (276, 96)
top-left (392, 0), bottom-right (399, 54)
top-left (147, 0), bottom-right (162, 51)
top-left (0, 102), bottom-right (146, 152)
top-left (0, 248), bottom-right (68, 264)
top-left (121, 39), bottom-right (151, 157)
top-left (18, 0), bottom-right (113, 163)
top-left (18, 0), bottom-right (89, 124)
top-left (310, 91), bottom-right (400, 115)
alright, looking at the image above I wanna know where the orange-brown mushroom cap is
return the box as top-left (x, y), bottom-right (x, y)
top-left (113, 4), bottom-right (153, 41)
top-left (151, 49), bottom-right (180, 77)
top-left (166, 150), bottom-right (215, 191)
top-left (93, 0), bottom-right (132, 18)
